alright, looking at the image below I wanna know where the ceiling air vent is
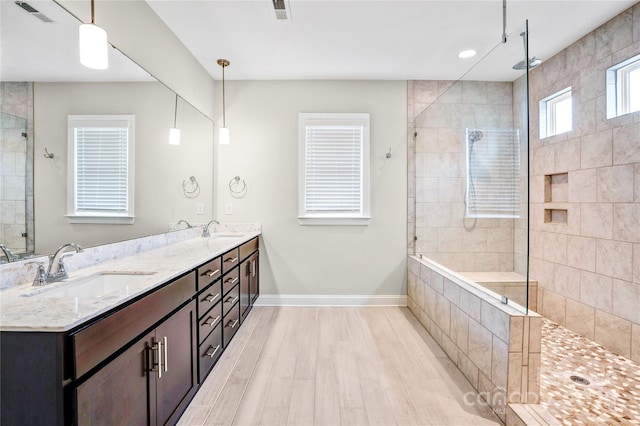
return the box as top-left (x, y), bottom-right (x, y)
top-left (14, 1), bottom-right (54, 23)
top-left (272, 0), bottom-right (289, 20)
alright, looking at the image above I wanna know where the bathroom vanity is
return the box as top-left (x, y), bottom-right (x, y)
top-left (0, 231), bottom-right (260, 425)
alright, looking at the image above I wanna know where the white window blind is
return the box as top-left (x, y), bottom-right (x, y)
top-left (299, 113), bottom-right (370, 225)
top-left (465, 128), bottom-right (520, 218)
top-left (75, 126), bottom-right (129, 212)
top-left (67, 115), bottom-right (135, 224)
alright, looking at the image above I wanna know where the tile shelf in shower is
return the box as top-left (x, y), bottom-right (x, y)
top-left (544, 173), bottom-right (569, 225)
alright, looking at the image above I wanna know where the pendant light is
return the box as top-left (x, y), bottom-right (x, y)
top-left (169, 94), bottom-right (181, 145)
top-left (79, 0), bottom-right (109, 70)
top-left (217, 59), bottom-right (230, 145)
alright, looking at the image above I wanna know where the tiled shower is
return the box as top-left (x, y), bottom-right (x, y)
top-left (408, 5), bottom-right (640, 424)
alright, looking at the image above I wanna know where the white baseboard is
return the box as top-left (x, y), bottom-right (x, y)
top-left (253, 294), bottom-right (407, 307)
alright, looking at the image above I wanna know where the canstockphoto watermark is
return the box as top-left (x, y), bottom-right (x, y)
top-left (463, 387), bottom-right (539, 414)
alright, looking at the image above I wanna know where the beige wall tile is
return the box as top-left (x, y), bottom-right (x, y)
top-left (565, 298), bottom-right (596, 340)
top-left (597, 165), bottom-right (635, 202)
top-left (416, 178), bottom-right (439, 202)
top-left (634, 244), bottom-right (640, 283)
top-left (528, 316), bottom-right (542, 353)
top-left (596, 239), bottom-right (633, 281)
top-left (457, 352), bottom-right (479, 389)
top-left (474, 253), bottom-right (500, 272)
top-left (424, 285), bottom-right (437, 317)
top-left (492, 336), bottom-right (509, 389)
top-left (613, 123), bottom-right (640, 165)
top-left (430, 270), bottom-right (444, 293)
top-left (459, 289), bottom-right (482, 322)
top-left (594, 10), bottom-right (634, 59)
top-left (636, 164), bottom-right (640, 203)
top-left (507, 353), bottom-right (524, 403)
top-left (553, 264), bottom-right (582, 299)
top-left (612, 279), bottom-right (640, 323)
top-left (554, 139), bottom-right (581, 172)
top-left (634, 3), bottom-right (640, 42)
top-left (481, 301), bottom-right (510, 344)
top-left (468, 318), bottom-right (493, 377)
top-left (441, 333), bottom-right (459, 362)
top-left (567, 235), bottom-right (597, 272)
top-left (533, 145), bottom-right (555, 176)
top-left (580, 130), bottom-right (613, 168)
top-left (487, 228), bottom-right (513, 253)
top-left (450, 305), bottom-right (469, 352)
top-left (443, 278), bottom-right (460, 305)
top-left (438, 178), bottom-right (464, 203)
top-left (569, 169), bottom-right (597, 202)
top-left (613, 204), bottom-right (640, 242)
top-left (543, 290), bottom-right (566, 325)
top-left (595, 310), bottom-right (632, 358)
top-left (632, 324), bottom-right (640, 364)
top-left (425, 153), bottom-right (451, 178)
top-left (543, 232), bottom-right (568, 264)
top-left (435, 293), bottom-right (451, 335)
top-left (580, 203), bottom-right (613, 239)
top-left (424, 203), bottom-right (452, 228)
top-left (580, 270), bottom-right (613, 313)
top-left (509, 316), bottom-right (524, 353)
top-left (462, 228), bottom-right (487, 253)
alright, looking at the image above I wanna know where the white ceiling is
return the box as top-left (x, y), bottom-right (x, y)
top-left (146, 0), bottom-right (637, 82)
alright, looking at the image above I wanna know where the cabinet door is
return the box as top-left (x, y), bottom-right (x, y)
top-left (74, 331), bottom-right (153, 426)
top-left (240, 258), bottom-right (251, 321)
top-left (249, 252), bottom-right (259, 304)
top-left (154, 301), bottom-right (198, 426)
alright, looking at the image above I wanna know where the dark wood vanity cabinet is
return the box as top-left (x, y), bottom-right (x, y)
top-left (0, 236), bottom-right (259, 426)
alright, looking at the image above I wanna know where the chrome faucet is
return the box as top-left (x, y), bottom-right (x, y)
top-left (201, 220), bottom-right (220, 238)
top-left (46, 243), bottom-right (84, 283)
top-left (0, 244), bottom-right (18, 263)
top-left (177, 219), bottom-right (192, 228)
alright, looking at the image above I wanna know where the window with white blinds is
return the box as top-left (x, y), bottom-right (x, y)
top-left (298, 113), bottom-right (370, 225)
top-left (465, 128), bottom-right (520, 218)
top-left (67, 115), bottom-right (135, 224)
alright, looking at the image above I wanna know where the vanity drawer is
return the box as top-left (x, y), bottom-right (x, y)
top-left (222, 267), bottom-right (240, 295)
top-left (221, 248), bottom-right (239, 274)
top-left (198, 301), bottom-right (222, 344)
top-left (222, 284), bottom-right (239, 317)
top-left (198, 323), bottom-right (223, 383)
top-left (197, 257), bottom-right (221, 291)
top-left (197, 280), bottom-right (222, 318)
top-left (239, 237), bottom-right (259, 261)
top-left (223, 303), bottom-right (241, 348)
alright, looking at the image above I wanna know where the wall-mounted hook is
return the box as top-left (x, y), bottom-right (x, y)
top-left (44, 148), bottom-right (54, 159)
top-left (385, 148), bottom-right (392, 159)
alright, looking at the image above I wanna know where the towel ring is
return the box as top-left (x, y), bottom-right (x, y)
top-left (182, 176), bottom-right (200, 198)
top-left (229, 176), bottom-right (247, 198)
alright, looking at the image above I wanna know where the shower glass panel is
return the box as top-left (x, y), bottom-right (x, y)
top-left (0, 112), bottom-right (28, 259)
top-left (413, 21), bottom-right (531, 313)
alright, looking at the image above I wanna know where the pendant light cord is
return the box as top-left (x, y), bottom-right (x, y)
top-left (222, 63), bottom-right (226, 127)
top-left (173, 94), bottom-right (178, 127)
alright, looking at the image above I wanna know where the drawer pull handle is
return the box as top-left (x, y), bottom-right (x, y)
top-left (224, 257), bottom-right (238, 264)
top-left (225, 276), bottom-right (238, 285)
top-left (203, 293), bottom-right (220, 303)
top-left (163, 336), bottom-right (168, 373)
top-left (205, 344), bottom-right (221, 358)
top-left (203, 315), bottom-right (221, 327)
top-left (225, 295), bottom-right (239, 305)
top-left (226, 319), bottom-right (239, 329)
top-left (202, 268), bottom-right (220, 277)
top-left (151, 340), bottom-right (162, 378)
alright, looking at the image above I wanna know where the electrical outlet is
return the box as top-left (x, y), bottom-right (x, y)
top-left (225, 203), bottom-right (233, 215)
top-left (196, 203), bottom-right (204, 215)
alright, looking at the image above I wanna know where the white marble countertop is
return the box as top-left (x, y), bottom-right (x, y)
top-left (0, 231), bottom-right (260, 332)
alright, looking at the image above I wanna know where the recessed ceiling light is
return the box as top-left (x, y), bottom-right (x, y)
top-left (458, 49), bottom-right (477, 59)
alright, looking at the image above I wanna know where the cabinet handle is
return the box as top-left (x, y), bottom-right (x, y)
top-left (251, 260), bottom-right (256, 278)
top-left (225, 295), bottom-right (239, 305)
top-left (205, 344), bottom-right (221, 358)
top-left (224, 276), bottom-right (238, 285)
top-left (226, 319), bottom-right (239, 329)
top-left (202, 268), bottom-right (220, 277)
top-left (224, 256), bottom-right (238, 264)
top-left (163, 336), bottom-right (168, 373)
top-left (151, 340), bottom-right (162, 379)
top-left (203, 292), bottom-right (220, 303)
top-left (203, 315), bottom-right (221, 327)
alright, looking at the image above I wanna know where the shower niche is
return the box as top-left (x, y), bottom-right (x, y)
top-left (544, 172), bottom-right (568, 224)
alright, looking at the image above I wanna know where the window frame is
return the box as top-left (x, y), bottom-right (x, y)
top-left (298, 112), bottom-right (371, 226)
top-left (539, 87), bottom-right (572, 139)
top-left (606, 53), bottom-right (640, 119)
top-left (66, 114), bottom-right (135, 224)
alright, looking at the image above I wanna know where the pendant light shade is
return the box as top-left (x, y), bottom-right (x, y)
top-left (169, 94), bottom-right (181, 145)
top-left (79, 0), bottom-right (108, 70)
top-left (217, 59), bottom-right (230, 145)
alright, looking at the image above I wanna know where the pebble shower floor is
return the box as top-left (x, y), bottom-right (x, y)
top-left (540, 319), bottom-right (640, 425)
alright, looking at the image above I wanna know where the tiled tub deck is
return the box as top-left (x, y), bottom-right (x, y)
top-left (408, 255), bottom-right (542, 423)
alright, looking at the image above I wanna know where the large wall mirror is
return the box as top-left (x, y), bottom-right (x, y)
top-left (1, 0), bottom-right (214, 259)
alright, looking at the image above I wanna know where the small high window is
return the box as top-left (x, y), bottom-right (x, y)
top-left (298, 113), bottom-right (370, 225)
top-left (539, 87), bottom-right (572, 138)
top-left (67, 115), bottom-right (135, 224)
top-left (606, 54), bottom-right (640, 118)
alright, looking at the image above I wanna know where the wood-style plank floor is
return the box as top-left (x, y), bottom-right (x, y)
top-left (178, 307), bottom-right (502, 426)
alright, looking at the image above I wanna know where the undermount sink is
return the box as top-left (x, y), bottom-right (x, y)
top-left (21, 271), bottom-right (157, 299)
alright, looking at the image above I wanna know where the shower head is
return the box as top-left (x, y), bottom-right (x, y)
top-left (512, 57), bottom-right (542, 70)
top-left (468, 130), bottom-right (483, 144)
